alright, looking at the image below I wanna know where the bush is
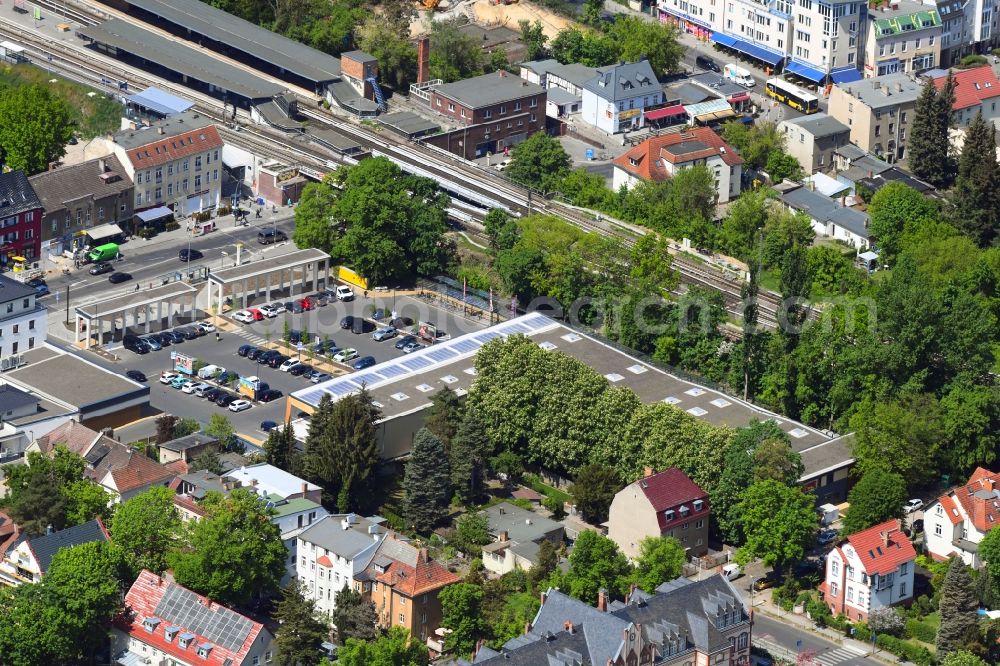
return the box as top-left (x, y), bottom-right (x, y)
top-left (854, 623), bottom-right (871, 642)
top-left (543, 496), bottom-right (566, 519)
top-left (164, 221), bottom-right (181, 232)
top-left (137, 227), bottom-right (156, 239)
top-left (875, 634), bottom-right (935, 666)
top-left (905, 618), bottom-right (938, 644)
top-left (959, 54), bottom-right (989, 69)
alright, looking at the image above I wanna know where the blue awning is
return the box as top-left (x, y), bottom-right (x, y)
top-left (726, 38), bottom-right (784, 66)
top-left (786, 60), bottom-right (827, 83)
top-left (135, 206), bottom-right (174, 223)
top-left (711, 33), bottom-right (738, 48)
top-left (831, 68), bottom-right (863, 84)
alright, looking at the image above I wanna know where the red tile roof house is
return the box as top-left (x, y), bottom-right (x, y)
top-left (0, 518), bottom-right (109, 586)
top-left (819, 519), bottom-right (916, 622)
top-left (611, 126), bottom-right (743, 203)
top-left (933, 66), bottom-right (1000, 127)
top-left (925, 467), bottom-right (1000, 567)
top-left (606, 467), bottom-right (710, 560)
top-left (113, 570), bottom-right (275, 666)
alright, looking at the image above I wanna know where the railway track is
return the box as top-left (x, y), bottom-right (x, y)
top-left (7, 1), bottom-right (789, 328)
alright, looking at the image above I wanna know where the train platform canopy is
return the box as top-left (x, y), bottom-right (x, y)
top-left (378, 111), bottom-right (441, 139)
top-left (79, 19), bottom-right (286, 103)
top-left (119, 0), bottom-right (341, 88)
top-left (126, 87), bottom-right (193, 117)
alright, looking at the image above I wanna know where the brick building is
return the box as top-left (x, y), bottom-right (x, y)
top-left (0, 172), bottom-right (42, 268)
top-left (424, 71), bottom-right (547, 159)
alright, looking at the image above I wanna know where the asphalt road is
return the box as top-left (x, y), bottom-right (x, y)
top-left (753, 614), bottom-right (879, 666)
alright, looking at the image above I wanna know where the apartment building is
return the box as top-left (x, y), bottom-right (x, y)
top-left (0, 172), bottom-right (42, 266)
top-left (820, 519), bottom-right (916, 622)
top-left (607, 467), bottom-right (711, 560)
top-left (108, 111), bottom-right (224, 216)
top-left (0, 274), bottom-right (46, 360)
top-left (29, 156), bottom-right (134, 257)
top-left (779, 112), bottom-right (851, 172)
top-left (865, 0), bottom-right (942, 77)
top-left (786, 0), bottom-right (867, 84)
top-left (925, 467), bottom-right (1000, 567)
top-left (828, 73), bottom-right (921, 160)
top-left (581, 60), bottom-right (664, 134)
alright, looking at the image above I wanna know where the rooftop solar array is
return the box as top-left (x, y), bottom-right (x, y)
top-left (293, 311), bottom-right (558, 406)
top-left (154, 585), bottom-right (253, 652)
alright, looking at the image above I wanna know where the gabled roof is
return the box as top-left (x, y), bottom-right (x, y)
top-left (951, 467), bottom-right (1000, 532)
top-left (845, 519), bottom-right (916, 576)
top-left (28, 155), bottom-right (132, 215)
top-left (630, 467), bottom-right (707, 513)
top-left (937, 494), bottom-right (963, 525)
top-left (26, 518), bottom-right (109, 574)
top-left (367, 535), bottom-right (460, 597)
top-left (584, 60), bottom-right (660, 102)
top-left (118, 570), bottom-right (269, 666)
top-left (298, 513), bottom-right (385, 561)
top-left (125, 124), bottom-right (223, 170)
top-left (223, 463), bottom-right (320, 498)
top-left (612, 127), bottom-right (742, 183)
top-left (94, 444), bottom-right (176, 493)
top-left (781, 112), bottom-right (850, 139)
top-left (780, 186), bottom-right (871, 239)
top-left (933, 66), bottom-right (1000, 110)
top-left (34, 420), bottom-right (108, 458)
top-left (0, 171), bottom-right (42, 217)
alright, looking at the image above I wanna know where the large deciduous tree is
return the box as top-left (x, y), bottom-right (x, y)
top-left (841, 467), bottom-right (907, 535)
top-left (169, 488), bottom-right (287, 606)
top-left (4, 446), bottom-right (89, 535)
top-left (569, 464), bottom-right (621, 525)
top-left (293, 158), bottom-right (452, 285)
top-left (564, 530), bottom-right (633, 602)
top-left (632, 536), bottom-right (686, 593)
top-left (402, 428), bottom-right (452, 533)
top-left (0, 83), bottom-right (74, 175)
top-left (110, 485), bottom-right (182, 575)
top-left (428, 18), bottom-right (484, 82)
top-left (735, 480), bottom-right (816, 570)
top-left (439, 582), bottom-right (486, 656)
top-left (424, 387), bottom-right (463, 446)
top-left (330, 584), bottom-right (378, 645)
top-left (336, 626), bottom-right (429, 666)
top-left (505, 133), bottom-right (572, 193)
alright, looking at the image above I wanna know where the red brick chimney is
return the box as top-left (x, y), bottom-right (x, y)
top-left (644, 467), bottom-right (654, 478)
top-left (417, 37), bottom-right (430, 84)
top-left (597, 588), bottom-right (607, 612)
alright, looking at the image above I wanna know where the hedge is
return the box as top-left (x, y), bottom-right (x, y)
top-left (875, 634), bottom-right (935, 666)
top-left (906, 618), bottom-right (937, 644)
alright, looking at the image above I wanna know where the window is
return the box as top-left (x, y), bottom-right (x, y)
top-left (182, 178), bottom-right (189, 192)
top-left (900, 562), bottom-right (908, 575)
top-left (213, 150), bottom-right (219, 161)
top-left (399, 613), bottom-right (405, 624)
top-left (484, 109), bottom-right (492, 119)
top-left (500, 105), bottom-right (506, 114)
top-left (530, 97), bottom-right (537, 107)
top-left (832, 560), bottom-right (839, 576)
top-left (98, 206), bottom-right (105, 221)
top-left (194, 156), bottom-right (202, 170)
top-left (195, 175), bottom-right (202, 189)
top-left (935, 523), bottom-right (943, 536)
top-left (900, 581), bottom-right (907, 596)
top-left (168, 183), bottom-right (173, 197)
top-left (847, 586), bottom-right (853, 601)
top-left (12, 342), bottom-right (18, 354)
top-left (738, 633), bottom-right (749, 650)
top-left (253, 658), bottom-right (260, 666)
top-left (183, 160), bottom-right (189, 171)
top-left (213, 169), bottom-right (219, 182)
top-left (696, 519), bottom-right (704, 528)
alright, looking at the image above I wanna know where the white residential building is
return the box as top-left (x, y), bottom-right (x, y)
top-left (820, 519), bottom-right (916, 622)
top-left (581, 60), bottom-right (664, 134)
top-left (0, 274), bottom-right (45, 361)
top-left (926, 467), bottom-right (1000, 567)
top-left (223, 462), bottom-right (323, 504)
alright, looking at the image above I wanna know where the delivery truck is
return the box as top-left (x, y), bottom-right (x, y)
top-left (85, 243), bottom-right (119, 263)
top-left (724, 64), bottom-right (755, 88)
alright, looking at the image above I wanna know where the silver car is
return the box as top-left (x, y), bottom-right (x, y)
top-left (373, 326), bottom-right (397, 342)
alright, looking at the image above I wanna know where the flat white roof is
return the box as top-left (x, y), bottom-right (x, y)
top-left (223, 462), bottom-right (320, 498)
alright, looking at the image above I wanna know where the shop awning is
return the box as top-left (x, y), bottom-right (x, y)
top-left (645, 105), bottom-right (687, 120)
top-left (134, 206), bottom-right (174, 223)
top-left (728, 93), bottom-right (751, 103)
top-left (695, 108), bottom-right (738, 122)
top-left (713, 34), bottom-right (784, 66)
top-left (831, 68), bottom-right (863, 84)
top-left (711, 33), bottom-right (738, 49)
top-left (85, 223), bottom-right (123, 241)
top-left (785, 60), bottom-right (827, 83)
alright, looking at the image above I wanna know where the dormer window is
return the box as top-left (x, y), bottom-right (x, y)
top-left (197, 643), bottom-right (214, 658)
top-left (629, 157), bottom-right (639, 166)
top-left (679, 505), bottom-right (690, 516)
top-left (693, 499), bottom-right (704, 511)
top-left (179, 633), bottom-right (195, 649)
top-left (143, 617), bottom-right (161, 633)
top-left (164, 626), bottom-right (179, 642)
top-left (664, 509), bottom-right (675, 522)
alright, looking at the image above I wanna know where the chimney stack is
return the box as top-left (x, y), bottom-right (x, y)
top-left (564, 620), bottom-right (575, 634)
top-left (98, 158), bottom-right (107, 173)
top-left (158, 126), bottom-right (164, 135)
top-left (500, 530), bottom-right (509, 542)
top-left (597, 588), bottom-right (608, 612)
top-left (644, 467), bottom-right (654, 478)
top-left (880, 530), bottom-right (890, 547)
top-left (301, 481), bottom-right (308, 494)
top-left (417, 37), bottom-right (430, 85)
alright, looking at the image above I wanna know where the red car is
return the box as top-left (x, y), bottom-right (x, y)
top-left (248, 308), bottom-right (265, 321)
top-left (298, 297), bottom-right (315, 311)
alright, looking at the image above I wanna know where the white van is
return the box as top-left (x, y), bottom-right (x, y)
top-left (724, 63), bottom-right (755, 88)
top-left (197, 364), bottom-right (224, 379)
top-left (722, 563), bottom-right (742, 580)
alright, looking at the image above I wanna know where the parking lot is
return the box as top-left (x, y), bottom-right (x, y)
top-left (105, 292), bottom-right (490, 437)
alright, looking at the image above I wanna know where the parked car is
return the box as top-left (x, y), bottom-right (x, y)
top-left (238, 344), bottom-right (257, 357)
top-left (912, 518), bottom-right (925, 533)
top-left (351, 356), bottom-right (376, 370)
top-left (268, 302), bottom-right (287, 315)
top-left (215, 392), bottom-right (237, 407)
top-left (289, 364), bottom-right (313, 377)
top-left (696, 54), bottom-right (721, 72)
top-left (233, 310), bottom-right (255, 324)
top-left (752, 576), bottom-right (778, 592)
top-left (335, 285), bottom-right (355, 301)
top-left (313, 293), bottom-right (329, 306)
top-left (312, 339), bottom-right (336, 355)
top-left (176, 327), bottom-right (200, 340)
top-left (125, 370), bottom-right (147, 383)
top-left (291, 300), bottom-right (304, 314)
top-left (142, 336), bottom-right (162, 351)
top-left (722, 563), bottom-right (741, 581)
top-left (229, 399), bottom-right (252, 412)
top-left (193, 383), bottom-right (214, 398)
top-left (258, 304), bottom-right (279, 318)
top-left (258, 389), bottom-right (283, 403)
top-left (904, 498), bottom-right (925, 513)
top-left (402, 341), bottom-right (421, 354)
top-left (247, 308), bottom-right (265, 321)
top-left (216, 371), bottom-right (237, 385)
top-left (162, 330), bottom-right (185, 344)
top-left (494, 159), bottom-right (512, 172)
top-left (279, 358), bottom-right (301, 372)
top-left (150, 332), bottom-right (171, 347)
top-left (195, 322), bottom-right (216, 334)
top-left (267, 354), bottom-right (290, 369)
top-left (372, 326), bottom-right (396, 342)
top-left (182, 382), bottom-right (206, 395)
top-left (89, 262), bottom-right (113, 275)
top-left (261, 420), bottom-right (278, 432)
top-left (310, 372), bottom-right (332, 383)
top-left (288, 330), bottom-right (303, 345)
top-left (203, 387), bottom-right (224, 402)
top-left (171, 376), bottom-right (192, 390)
top-left (258, 229), bottom-right (287, 244)
top-left (108, 271), bottom-right (132, 284)
top-left (247, 347), bottom-right (267, 361)
top-left (817, 529), bottom-right (838, 546)
top-left (339, 315), bottom-right (355, 329)
top-left (333, 348), bottom-right (358, 363)
top-left (123, 336), bottom-right (150, 354)
top-left (395, 335), bottom-right (417, 350)
top-left (257, 350), bottom-right (282, 365)
top-left (179, 248), bottom-right (203, 262)
top-left (298, 297), bottom-right (315, 311)
top-left (159, 372), bottom-right (179, 384)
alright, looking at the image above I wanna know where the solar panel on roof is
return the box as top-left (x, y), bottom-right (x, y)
top-left (452, 338), bottom-right (481, 354)
top-left (375, 364), bottom-right (409, 380)
top-left (426, 347), bottom-right (458, 362)
top-left (154, 585), bottom-right (254, 652)
top-left (400, 356), bottom-right (433, 371)
top-left (353, 373), bottom-right (382, 386)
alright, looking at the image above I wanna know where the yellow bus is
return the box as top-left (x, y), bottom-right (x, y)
top-left (765, 78), bottom-right (820, 114)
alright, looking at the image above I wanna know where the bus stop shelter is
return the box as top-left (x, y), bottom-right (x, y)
top-left (207, 248), bottom-right (331, 313)
top-left (74, 282), bottom-right (198, 347)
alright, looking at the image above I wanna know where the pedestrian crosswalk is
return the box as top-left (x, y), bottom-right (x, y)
top-left (231, 326), bottom-right (267, 347)
top-left (811, 645), bottom-right (866, 666)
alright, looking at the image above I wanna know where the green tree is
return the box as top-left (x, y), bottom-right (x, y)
top-left (450, 408), bottom-right (493, 505)
top-left (43, 541), bottom-right (131, 661)
top-left (867, 181), bottom-right (939, 264)
top-left (62, 479), bottom-right (112, 527)
top-left (564, 530), bottom-right (633, 602)
top-left (909, 76), bottom-right (956, 188)
top-left (110, 485), bottom-right (181, 575)
top-left (607, 18), bottom-right (683, 75)
top-left (942, 652), bottom-right (990, 666)
top-left (155, 414), bottom-right (178, 444)
top-left (189, 448), bottom-right (224, 475)
top-left (735, 480), bottom-right (816, 570)
top-left (779, 243), bottom-right (811, 335)
top-left (751, 437), bottom-right (803, 484)
top-left (976, 527), bottom-right (1000, 598)
top-left (439, 582), bottom-right (486, 655)
top-left (719, 189), bottom-right (769, 260)
top-left (205, 413), bottom-right (235, 448)
top-left (264, 422), bottom-right (297, 470)
top-left (842, 467), bottom-right (907, 535)
top-left (0, 583), bottom-right (75, 666)
top-left (293, 159), bottom-right (452, 284)
top-left (429, 18), bottom-right (484, 82)
top-left (519, 19), bottom-right (547, 60)
top-left (4, 446), bottom-right (86, 535)
top-left (937, 558), bottom-right (981, 658)
top-left (403, 428), bottom-right (452, 533)
top-left (330, 584), bottom-right (378, 644)
top-left (336, 626), bottom-right (429, 666)
top-left (530, 539), bottom-right (559, 589)
top-left (483, 208), bottom-right (518, 253)
top-left (169, 488), bottom-right (287, 606)
top-left (765, 150), bottom-right (802, 181)
top-left (273, 580), bottom-right (329, 666)
top-left (632, 536), bottom-right (686, 593)
top-left (952, 110), bottom-right (999, 245)
top-left (721, 120), bottom-right (786, 170)
top-left (355, 17), bottom-right (418, 90)
top-left (505, 132), bottom-right (572, 192)
top-left (173, 417), bottom-right (201, 439)
top-left (849, 394), bottom-right (945, 488)
top-left (0, 83), bottom-right (75, 174)
top-left (569, 464), bottom-right (621, 524)
top-left (581, 0), bottom-right (604, 26)
top-left (425, 387), bottom-right (463, 445)
top-left (453, 511), bottom-right (493, 556)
